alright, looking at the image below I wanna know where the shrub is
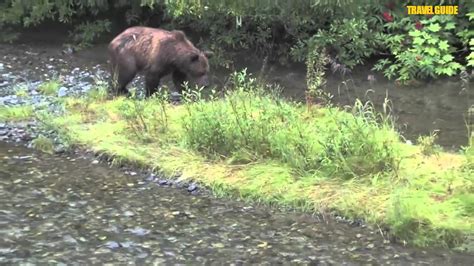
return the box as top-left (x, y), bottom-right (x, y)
top-left (373, 10), bottom-right (471, 83)
top-left (181, 70), bottom-right (402, 178)
top-left (68, 19), bottom-right (111, 49)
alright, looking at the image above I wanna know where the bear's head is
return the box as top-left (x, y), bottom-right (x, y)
top-left (186, 50), bottom-right (213, 87)
top-left (171, 30), bottom-right (213, 88)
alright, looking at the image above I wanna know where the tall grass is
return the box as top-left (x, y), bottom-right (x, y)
top-left (117, 88), bottom-right (170, 142)
top-left (181, 70), bottom-right (402, 178)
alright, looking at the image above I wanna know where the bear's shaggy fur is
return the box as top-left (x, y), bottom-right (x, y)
top-left (108, 26), bottom-right (212, 96)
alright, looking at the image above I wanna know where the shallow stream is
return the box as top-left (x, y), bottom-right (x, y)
top-left (1, 141), bottom-right (473, 264)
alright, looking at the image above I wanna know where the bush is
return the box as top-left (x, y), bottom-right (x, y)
top-left (1, 1), bottom-right (472, 83)
top-left (373, 4), bottom-right (473, 83)
top-left (182, 70), bottom-right (402, 178)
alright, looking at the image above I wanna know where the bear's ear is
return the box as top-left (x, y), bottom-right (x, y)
top-left (203, 50), bottom-right (214, 59)
top-left (190, 53), bottom-right (199, 62)
top-left (172, 30), bottom-right (186, 41)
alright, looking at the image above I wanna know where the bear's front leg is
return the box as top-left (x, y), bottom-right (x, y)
top-left (145, 74), bottom-right (161, 97)
top-left (172, 70), bottom-right (187, 95)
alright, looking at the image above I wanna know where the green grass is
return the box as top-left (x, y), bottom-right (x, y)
top-left (7, 71), bottom-right (473, 251)
top-left (0, 105), bottom-right (34, 122)
top-left (31, 135), bottom-right (54, 154)
top-left (14, 84), bottom-right (29, 98)
top-left (38, 79), bottom-right (61, 96)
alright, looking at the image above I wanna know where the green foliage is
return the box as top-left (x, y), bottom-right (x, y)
top-left (465, 135), bottom-right (474, 170)
top-left (387, 188), bottom-right (467, 248)
top-left (305, 47), bottom-right (332, 106)
top-left (417, 131), bottom-right (442, 157)
top-left (1, 0), bottom-right (472, 83)
top-left (182, 70), bottom-right (402, 178)
top-left (14, 84), bottom-right (29, 98)
top-left (117, 89), bottom-right (170, 142)
top-left (292, 18), bottom-right (381, 69)
top-left (0, 105), bottom-right (34, 122)
top-left (85, 79), bottom-right (109, 102)
top-left (38, 79), bottom-right (61, 96)
top-left (69, 19), bottom-right (111, 49)
top-left (374, 14), bottom-right (468, 83)
top-left (459, 12), bottom-right (474, 67)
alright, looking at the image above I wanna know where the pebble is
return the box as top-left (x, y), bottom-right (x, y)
top-left (187, 183), bottom-right (198, 192)
top-left (158, 179), bottom-right (170, 186)
top-left (145, 173), bottom-right (157, 182)
top-left (104, 241), bottom-right (121, 249)
top-left (57, 87), bottom-right (68, 97)
top-left (123, 211), bottom-right (135, 217)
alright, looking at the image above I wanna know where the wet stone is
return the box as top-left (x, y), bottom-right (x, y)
top-left (145, 174), bottom-right (156, 182)
top-left (157, 179), bottom-right (170, 186)
top-left (57, 87), bottom-right (68, 97)
top-left (187, 183), bottom-right (198, 192)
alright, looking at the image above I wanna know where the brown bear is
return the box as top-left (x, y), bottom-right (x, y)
top-left (108, 26), bottom-right (212, 97)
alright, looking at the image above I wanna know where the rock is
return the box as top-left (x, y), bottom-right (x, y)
top-left (9, 98), bottom-right (18, 105)
top-left (145, 174), bottom-right (156, 182)
top-left (170, 92), bottom-right (181, 102)
top-left (54, 146), bottom-right (66, 154)
top-left (63, 235), bottom-right (78, 245)
top-left (62, 47), bottom-right (75, 55)
top-left (158, 179), bottom-right (170, 186)
top-left (104, 241), bottom-right (121, 249)
top-left (81, 84), bottom-right (92, 92)
top-left (123, 210), bottom-right (135, 217)
top-left (125, 227), bottom-right (150, 236)
top-left (57, 87), bottom-right (68, 97)
top-left (187, 183), bottom-right (198, 192)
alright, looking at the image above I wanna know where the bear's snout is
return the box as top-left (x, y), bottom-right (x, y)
top-left (195, 75), bottom-right (210, 88)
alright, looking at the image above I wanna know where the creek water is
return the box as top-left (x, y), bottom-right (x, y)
top-left (1, 141), bottom-right (473, 264)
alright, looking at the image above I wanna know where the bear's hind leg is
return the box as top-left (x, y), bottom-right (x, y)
top-left (110, 58), bottom-right (136, 96)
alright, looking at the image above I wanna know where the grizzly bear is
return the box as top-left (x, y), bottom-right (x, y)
top-left (108, 26), bottom-right (212, 97)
